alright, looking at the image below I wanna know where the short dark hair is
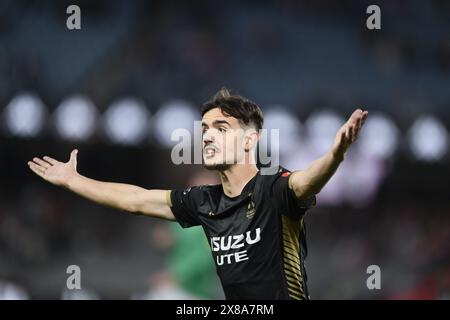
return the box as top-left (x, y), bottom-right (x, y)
top-left (201, 87), bottom-right (264, 130)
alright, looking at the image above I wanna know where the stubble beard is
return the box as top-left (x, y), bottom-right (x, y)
top-left (203, 162), bottom-right (233, 172)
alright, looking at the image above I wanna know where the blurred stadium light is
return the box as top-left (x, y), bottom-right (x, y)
top-left (53, 95), bottom-right (98, 141)
top-left (61, 287), bottom-right (100, 300)
top-left (103, 97), bottom-right (150, 146)
top-left (305, 110), bottom-right (344, 155)
top-left (408, 115), bottom-right (449, 162)
top-left (0, 281), bottom-right (29, 300)
top-left (261, 107), bottom-right (301, 157)
top-left (3, 93), bottom-right (47, 138)
top-left (152, 99), bottom-right (198, 148)
top-left (357, 112), bottom-right (399, 160)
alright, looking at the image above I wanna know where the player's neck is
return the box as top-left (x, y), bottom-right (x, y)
top-left (219, 164), bottom-right (259, 198)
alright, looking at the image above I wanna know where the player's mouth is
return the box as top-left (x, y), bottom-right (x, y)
top-left (203, 145), bottom-right (219, 158)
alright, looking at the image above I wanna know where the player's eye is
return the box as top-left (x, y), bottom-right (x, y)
top-left (218, 127), bottom-right (227, 133)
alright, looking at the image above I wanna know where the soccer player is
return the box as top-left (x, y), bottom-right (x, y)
top-left (28, 88), bottom-right (368, 300)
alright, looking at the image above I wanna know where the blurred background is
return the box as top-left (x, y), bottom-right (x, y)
top-left (1, 0), bottom-right (450, 299)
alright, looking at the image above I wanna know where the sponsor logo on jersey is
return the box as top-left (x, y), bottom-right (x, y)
top-left (210, 228), bottom-right (261, 265)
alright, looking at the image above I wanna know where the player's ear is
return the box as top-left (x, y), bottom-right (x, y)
top-left (244, 128), bottom-right (258, 152)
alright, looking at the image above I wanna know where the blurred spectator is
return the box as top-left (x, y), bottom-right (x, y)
top-left (142, 171), bottom-right (222, 300)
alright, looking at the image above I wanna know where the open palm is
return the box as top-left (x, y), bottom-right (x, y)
top-left (28, 149), bottom-right (79, 187)
top-left (332, 109), bottom-right (368, 159)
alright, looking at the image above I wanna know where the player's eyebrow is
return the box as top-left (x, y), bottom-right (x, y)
top-left (201, 119), bottom-right (232, 128)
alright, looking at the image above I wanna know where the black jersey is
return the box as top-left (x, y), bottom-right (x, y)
top-left (168, 166), bottom-right (316, 300)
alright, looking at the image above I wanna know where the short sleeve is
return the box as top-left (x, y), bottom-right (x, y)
top-left (271, 170), bottom-right (316, 220)
top-left (168, 187), bottom-right (203, 228)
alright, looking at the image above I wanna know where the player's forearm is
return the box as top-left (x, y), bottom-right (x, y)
top-left (290, 150), bottom-right (343, 199)
top-left (65, 173), bottom-right (147, 213)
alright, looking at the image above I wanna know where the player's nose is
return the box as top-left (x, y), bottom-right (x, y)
top-left (202, 130), bottom-right (215, 144)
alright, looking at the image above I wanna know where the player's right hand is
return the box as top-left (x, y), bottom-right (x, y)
top-left (27, 149), bottom-right (79, 188)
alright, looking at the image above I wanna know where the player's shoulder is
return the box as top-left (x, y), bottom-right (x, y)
top-left (200, 183), bottom-right (222, 193)
top-left (180, 183), bottom-right (221, 196)
top-left (256, 166), bottom-right (293, 193)
top-left (258, 166), bottom-right (292, 182)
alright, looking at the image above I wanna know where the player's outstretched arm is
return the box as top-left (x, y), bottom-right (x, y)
top-left (289, 109), bottom-right (369, 200)
top-left (27, 149), bottom-right (175, 221)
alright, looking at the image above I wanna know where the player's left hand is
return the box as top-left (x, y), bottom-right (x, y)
top-left (331, 108), bottom-right (368, 160)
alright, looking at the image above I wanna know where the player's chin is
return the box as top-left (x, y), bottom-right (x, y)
top-left (203, 161), bottom-right (232, 171)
